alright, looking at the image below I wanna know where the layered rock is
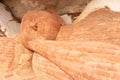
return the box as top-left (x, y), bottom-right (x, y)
top-left (0, 37), bottom-right (35, 80)
top-left (28, 40), bottom-right (120, 80)
top-left (57, 8), bottom-right (120, 45)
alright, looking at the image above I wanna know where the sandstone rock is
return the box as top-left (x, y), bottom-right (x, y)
top-left (0, 37), bottom-right (19, 71)
top-left (57, 8), bottom-right (120, 45)
top-left (0, 2), bottom-right (20, 37)
top-left (28, 40), bottom-right (120, 80)
top-left (20, 7), bottom-right (66, 47)
top-left (32, 53), bottom-right (73, 80)
top-left (74, 0), bottom-right (120, 23)
top-left (0, 37), bottom-right (36, 80)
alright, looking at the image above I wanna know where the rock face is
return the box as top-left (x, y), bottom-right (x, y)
top-left (0, 37), bottom-right (35, 80)
top-left (20, 7), bottom-right (66, 47)
top-left (28, 40), bottom-right (120, 80)
top-left (32, 53), bottom-right (73, 80)
top-left (1, 0), bottom-right (120, 80)
top-left (24, 6), bottom-right (120, 80)
top-left (2, 0), bottom-right (58, 20)
top-left (2, 0), bottom-right (91, 20)
top-left (74, 0), bottom-right (120, 23)
top-left (57, 8), bottom-right (120, 45)
top-left (0, 37), bottom-right (18, 71)
top-left (0, 2), bottom-right (20, 37)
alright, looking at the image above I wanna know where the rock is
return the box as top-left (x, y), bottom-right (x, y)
top-left (74, 0), bottom-right (120, 23)
top-left (61, 14), bottom-right (72, 24)
top-left (0, 2), bottom-right (20, 37)
top-left (0, 37), bottom-right (19, 71)
top-left (0, 37), bottom-right (36, 80)
top-left (56, 0), bottom-right (90, 14)
top-left (57, 8), bottom-right (120, 45)
top-left (28, 40), bottom-right (120, 80)
top-left (2, 0), bottom-right (58, 20)
top-left (32, 53), bottom-right (73, 80)
top-left (20, 7), bottom-right (66, 47)
top-left (2, 0), bottom-right (91, 20)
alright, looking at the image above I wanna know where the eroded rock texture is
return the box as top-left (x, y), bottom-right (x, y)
top-left (29, 40), bottom-right (120, 80)
top-left (74, 0), bottom-right (120, 23)
top-left (57, 8), bottom-right (120, 45)
top-left (0, 37), bottom-right (35, 80)
top-left (0, 0), bottom-right (120, 80)
top-left (32, 53), bottom-right (73, 80)
top-left (20, 7), bottom-right (66, 47)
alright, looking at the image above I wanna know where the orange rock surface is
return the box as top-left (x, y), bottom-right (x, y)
top-left (57, 8), bottom-right (120, 45)
top-left (20, 7), bottom-right (66, 47)
top-left (1, 5), bottom-right (120, 80)
top-left (28, 40), bottom-right (120, 80)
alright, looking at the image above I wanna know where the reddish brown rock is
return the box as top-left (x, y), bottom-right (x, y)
top-left (20, 7), bottom-right (66, 47)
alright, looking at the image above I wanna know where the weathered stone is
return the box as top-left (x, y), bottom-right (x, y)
top-left (28, 40), bottom-right (120, 80)
top-left (32, 53), bottom-right (73, 80)
top-left (74, 0), bottom-right (120, 23)
top-left (57, 8), bottom-right (120, 45)
top-left (20, 7), bottom-right (66, 47)
top-left (2, 0), bottom-right (91, 20)
top-left (0, 2), bottom-right (20, 37)
top-left (0, 37), bottom-right (36, 80)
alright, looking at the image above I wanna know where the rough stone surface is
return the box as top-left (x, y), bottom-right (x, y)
top-left (2, 0), bottom-right (91, 20)
top-left (0, 2), bottom-right (20, 37)
top-left (29, 40), bottom-right (120, 80)
top-left (32, 53), bottom-right (73, 80)
top-left (74, 0), bottom-right (120, 23)
top-left (0, 37), bottom-right (35, 80)
top-left (57, 8), bottom-right (120, 45)
top-left (20, 7), bottom-right (66, 47)
top-left (1, 0), bottom-right (120, 80)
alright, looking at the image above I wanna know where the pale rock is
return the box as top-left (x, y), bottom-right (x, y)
top-left (0, 2), bottom-right (20, 37)
top-left (61, 14), bottom-right (72, 24)
top-left (74, 0), bottom-right (120, 23)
